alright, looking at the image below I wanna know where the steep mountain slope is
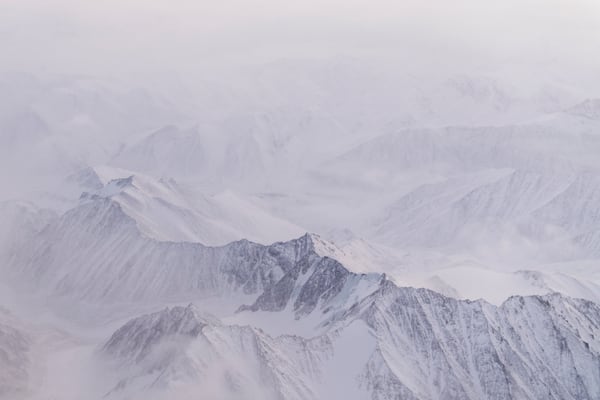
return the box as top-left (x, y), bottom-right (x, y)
top-left (96, 287), bottom-right (600, 400)
top-left (0, 310), bottom-right (32, 398)
top-left (6, 197), bottom-right (377, 331)
top-left (3, 181), bottom-right (600, 400)
top-left (373, 168), bottom-right (600, 261)
top-left (100, 305), bottom-right (330, 400)
top-left (348, 285), bottom-right (600, 400)
top-left (7, 197), bottom-right (287, 305)
top-left (7, 185), bottom-right (599, 313)
top-left (0, 201), bottom-right (56, 261)
top-left (73, 167), bottom-right (305, 245)
top-left (3, 63), bottom-right (600, 400)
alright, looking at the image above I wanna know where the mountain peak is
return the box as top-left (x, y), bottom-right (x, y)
top-left (102, 305), bottom-right (218, 363)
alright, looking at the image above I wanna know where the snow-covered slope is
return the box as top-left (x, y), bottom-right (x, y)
top-left (346, 284), bottom-right (600, 400)
top-left (0, 310), bottom-right (32, 398)
top-left (96, 284), bottom-right (600, 400)
top-left (0, 73), bottom-right (186, 201)
top-left (371, 168), bottom-right (600, 262)
top-left (5, 195), bottom-right (376, 326)
top-left (3, 175), bottom-right (600, 399)
top-left (3, 59), bottom-right (600, 400)
top-left (7, 199), bottom-right (291, 306)
top-left (0, 201), bottom-right (55, 262)
top-left (73, 166), bottom-right (305, 245)
top-left (100, 305), bottom-right (330, 400)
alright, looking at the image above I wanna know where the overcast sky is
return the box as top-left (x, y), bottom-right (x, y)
top-left (1, 0), bottom-right (599, 85)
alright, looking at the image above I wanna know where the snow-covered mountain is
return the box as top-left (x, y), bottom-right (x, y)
top-left (100, 290), bottom-right (600, 400)
top-left (0, 72), bottom-right (186, 201)
top-left (2, 56), bottom-right (600, 399)
top-left (74, 166), bottom-right (305, 245)
top-left (2, 190), bottom-right (599, 399)
top-left (100, 305), bottom-right (328, 400)
top-left (7, 220), bottom-right (600, 399)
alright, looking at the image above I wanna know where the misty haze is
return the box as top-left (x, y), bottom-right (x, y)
top-left (1, 1), bottom-right (600, 399)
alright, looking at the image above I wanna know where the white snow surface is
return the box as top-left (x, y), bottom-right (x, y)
top-left (77, 166), bottom-right (305, 245)
top-left (2, 61), bottom-right (600, 399)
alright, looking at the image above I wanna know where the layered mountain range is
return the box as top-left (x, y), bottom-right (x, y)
top-left (2, 186), bottom-right (600, 399)
top-left (1, 63), bottom-right (600, 399)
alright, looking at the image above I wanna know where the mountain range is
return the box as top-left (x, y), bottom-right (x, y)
top-left (1, 61), bottom-right (600, 399)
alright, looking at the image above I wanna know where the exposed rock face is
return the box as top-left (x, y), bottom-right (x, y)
top-left (346, 283), bottom-right (600, 400)
top-left (6, 197), bottom-right (312, 303)
top-left (6, 197), bottom-right (376, 321)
